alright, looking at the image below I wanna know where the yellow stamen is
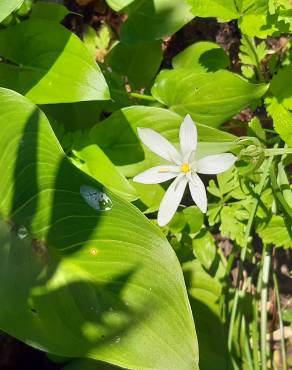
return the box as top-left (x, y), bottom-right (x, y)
top-left (158, 168), bottom-right (170, 173)
top-left (181, 163), bottom-right (190, 173)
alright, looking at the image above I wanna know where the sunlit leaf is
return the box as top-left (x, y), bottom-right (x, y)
top-left (173, 41), bottom-right (229, 72)
top-left (0, 0), bottom-right (23, 22)
top-left (152, 69), bottom-right (268, 127)
top-left (89, 106), bottom-right (237, 177)
top-left (0, 20), bottom-right (110, 104)
top-left (0, 88), bottom-right (198, 370)
top-left (121, 0), bottom-right (194, 43)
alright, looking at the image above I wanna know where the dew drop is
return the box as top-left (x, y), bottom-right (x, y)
top-left (114, 336), bottom-right (121, 343)
top-left (17, 225), bottom-right (28, 240)
top-left (80, 186), bottom-right (112, 211)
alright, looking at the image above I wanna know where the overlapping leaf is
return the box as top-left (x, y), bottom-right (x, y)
top-left (0, 20), bottom-right (109, 104)
top-left (0, 88), bottom-right (198, 370)
top-left (0, 0), bottom-right (23, 22)
top-left (121, 0), bottom-right (194, 43)
top-left (89, 106), bottom-right (237, 177)
top-left (151, 69), bottom-right (268, 127)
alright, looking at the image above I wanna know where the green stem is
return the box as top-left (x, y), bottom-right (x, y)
top-left (264, 148), bottom-right (292, 156)
top-left (260, 244), bottom-right (272, 370)
top-left (242, 35), bottom-right (265, 83)
top-left (227, 155), bottom-right (274, 352)
top-left (243, 315), bottom-right (255, 370)
top-left (270, 163), bottom-right (292, 220)
top-left (273, 271), bottom-right (288, 370)
top-left (251, 268), bottom-right (262, 370)
top-left (129, 92), bottom-right (157, 102)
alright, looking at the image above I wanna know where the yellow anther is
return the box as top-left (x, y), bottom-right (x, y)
top-left (181, 163), bottom-right (190, 173)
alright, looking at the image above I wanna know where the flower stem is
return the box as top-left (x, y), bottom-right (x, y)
top-left (273, 271), bottom-right (288, 370)
top-left (260, 244), bottom-right (272, 370)
top-left (243, 315), bottom-right (255, 370)
top-left (264, 148), bottom-right (292, 156)
top-left (227, 154), bottom-right (275, 352)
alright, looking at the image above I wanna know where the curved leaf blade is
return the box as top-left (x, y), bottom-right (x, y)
top-left (0, 0), bottom-right (23, 22)
top-left (151, 69), bottom-right (269, 127)
top-left (89, 106), bottom-right (237, 177)
top-left (0, 20), bottom-right (110, 104)
top-left (0, 88), bottom-right (198, 370)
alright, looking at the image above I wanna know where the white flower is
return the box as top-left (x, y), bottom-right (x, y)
top-left (133, 115), bottom-right (237, 227)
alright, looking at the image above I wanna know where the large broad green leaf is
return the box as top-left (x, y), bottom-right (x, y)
top-left (0, 20), bottom-right (109, 104)
top-left (187, 0), bottom-right (268, 21)
top-left (63, 358), bottom-right (120, 370)
top-left (73, 144), bottom-right (139, 202)
top-left (30, 2), bottom-right (70, 22)
top-left (186, 0), bottom-right (238, 21)
top-left (270, 66), bottom-right (292, 110)
top-left (151, 69), bottom-right (268, 127)
top-left (106, 41), bottom-right (163, 89)
top-left (0, 0), bottom-right (23, 22)
top-left (121, 0), bottom-right (194, 43)
top-left (266, 97), bottom-right (292, 147)
top-left (106, 0), bottom-right (136, 11)
top-left (183, 260), bottom-right (231, 370)
top-left (89, 106), bottom-right (237, 177)
top-left (0, 88), bottom-right (198, 370)
top-left (173, 41), bottom-right (229, 72)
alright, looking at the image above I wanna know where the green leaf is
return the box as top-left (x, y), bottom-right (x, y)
top-left (105, 0), bottom-right (135, 11)
top-left (192, 229), bottom-right (217, 270)
top-left (106, 41), bottom-right (163, 89)
top-left (239, 10), bottom-right (291, 39)
top-left (131, 181), bottom-right (165, 214)
top-left (270, 66), bottom-right (292, 110)
top-left (182, 207), bottom-right (204, 234)
top-left (220, 205), bottom-right (246, 246)
top-left (30, 2), bottom-right (70, 22)
top-left (187, 0), bottom-right (268, 22)
top-left (257, 216), bottom-right (292, 248)
top-left (0, 20), bottom-right (110, 104)
top-left (173, 41), bottom-right (229, 72)
top-left (266, 97), bottom-right (292, 147)
top-left (89, 106), bottom-right (237, 177)
top-left (239, 37), bottom-right (267, 67)
top-left (72, 145), bottom-right (139, 202)
top-left (152, 69), bottom-right (268, 127)
top-left (186, 0), bottom-right (238, 21)
top-left (248, 117), bottom-right (266, 142)
top-left (183, 260), bottom-right (232, 370)
top-left (121, 0), bottom-right (194, 43)
top-left (277, 161), bottom-right (292, 207)
top-left (0, 88), bottom-right (198, 370)
top-left (0, 0), bottom-right (23, 22)
top-left (63, 358), bottom-right (120, 370)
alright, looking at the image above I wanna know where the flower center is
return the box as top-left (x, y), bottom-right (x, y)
top-left (181, 163), bottom-right (190, 173)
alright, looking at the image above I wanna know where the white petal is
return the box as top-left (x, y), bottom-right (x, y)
top-left (133, 165), bottom-right (180, 184)
top-left (188, 173), bottom-right (207, 213)
top-left (197, 153), bottom-right (237, 175)
top-left (179, 114), bottom-right (197, 157)
top-left (157, 175), bottom-right (188, 227)
top-left (137, 127), bottom-right (181, 164)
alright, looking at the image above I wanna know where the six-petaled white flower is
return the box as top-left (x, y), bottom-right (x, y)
top-left (133, 115), bottom-right (237, 227)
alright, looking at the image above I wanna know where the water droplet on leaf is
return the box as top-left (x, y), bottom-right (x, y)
top-left (114, 336), bottom-right (121, 343)
top-left (17, 225), bottom-right (28, 239)
top-left (80, 186), bottom-right (112, 211)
